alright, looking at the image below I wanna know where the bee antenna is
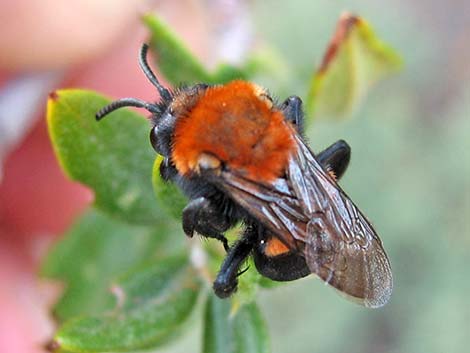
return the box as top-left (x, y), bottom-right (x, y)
top-left (139, 43), bottom-right (172, 101)
top-left (95, 98), bottom-right (160, 121)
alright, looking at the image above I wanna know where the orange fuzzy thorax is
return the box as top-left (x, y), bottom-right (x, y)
top-left (172, 80), bottom-right (295, 182)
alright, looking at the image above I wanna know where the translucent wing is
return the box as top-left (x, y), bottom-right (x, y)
top-left (213, 134), bottom-right (392, 308)
top-left (290, 135), bottom-right (392, 307)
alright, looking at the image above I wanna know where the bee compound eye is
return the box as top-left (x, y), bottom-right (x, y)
top-left (150, 126), bottom-right (159, 153)
top-left (149, 124), bottom-right (173, 157)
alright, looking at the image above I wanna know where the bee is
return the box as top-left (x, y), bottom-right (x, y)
top-left (96, 44), bottom-right (392, 308)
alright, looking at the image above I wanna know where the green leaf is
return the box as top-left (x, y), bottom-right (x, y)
top-left (203, 295), bottom-right (270, 353)
top-left (41, 209), bottom-right (180, 321)
top-left (47, 89), bottom-right (165, 225)
top-left (53, 255), bottom-right (201, 352)
top-left (152, 155), bottom-right (188, 219)
top-left (306, 12), bottom-right (403, 120)
top-left (211, 63), bottom-right (251, 83)
top-left (142, 14), bottom-right (251, 85)
top-left (143, 14), bottom-right (212, 85)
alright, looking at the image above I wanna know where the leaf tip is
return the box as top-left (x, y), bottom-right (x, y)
top-left (141, 12), bottom-right (156, 25)
top-left (44, 339), bottom-right (61, 352)
top-left (48, 90), bottom-right (59, 102)
top-left (339, 11), bottom-right (360, 25)
top-left (318, 12), bottom-right (359, 74)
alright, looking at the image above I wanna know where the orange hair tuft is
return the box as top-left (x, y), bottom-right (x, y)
top-left (172, 80), bottom-right (295, 182)
top-left (264, 236), bottom-right (291, 257)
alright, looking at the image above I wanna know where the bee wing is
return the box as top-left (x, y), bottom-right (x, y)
top-left (217, 166), bottom-right (316, 251)
top-left (215, 134), bottom-right (392, 308)
top-left (291, 135), bottom-right (392, 308)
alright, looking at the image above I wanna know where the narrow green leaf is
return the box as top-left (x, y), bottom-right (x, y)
top-left (306, 12), bottom-right (403, 120)
top-left (211, 63), bottom-right (250, 83)
top-left (152, 155), bottom-right (188, 219)
top-left (143, 14), bottom-right (212, 85)
top-left (41, 209), bottom-right (180, 321)
top-left (53, 255), bottom-right (200, 352)
top-left (47, 89), bottom-right (164, 225)
top-left (142, 14), bottom-right (252, 85)
top-left (203, 295), bottom-right (270, 353)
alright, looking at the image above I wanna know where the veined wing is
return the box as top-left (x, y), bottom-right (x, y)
top-left (213, 134), bottom-right (392, 307)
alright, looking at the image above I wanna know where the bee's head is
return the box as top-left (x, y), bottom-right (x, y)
top-left (95, 43), bottom-right (202, 157)
top-left (96, 45), bottom-right (295, 182)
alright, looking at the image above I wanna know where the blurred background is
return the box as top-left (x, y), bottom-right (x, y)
top-left (0, 1), bottom-right (468, 353)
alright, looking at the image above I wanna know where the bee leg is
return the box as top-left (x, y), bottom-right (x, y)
top-left (316, 140), bottom-right (351, 180)
top-left (182, 197), bottom-right (230, 251)
top-left (280, 96), bottom-right (304, 134)
top-left (213, 224), bottom-right (256, 298)
top-left (278, 96), bottom-right (351, 180)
